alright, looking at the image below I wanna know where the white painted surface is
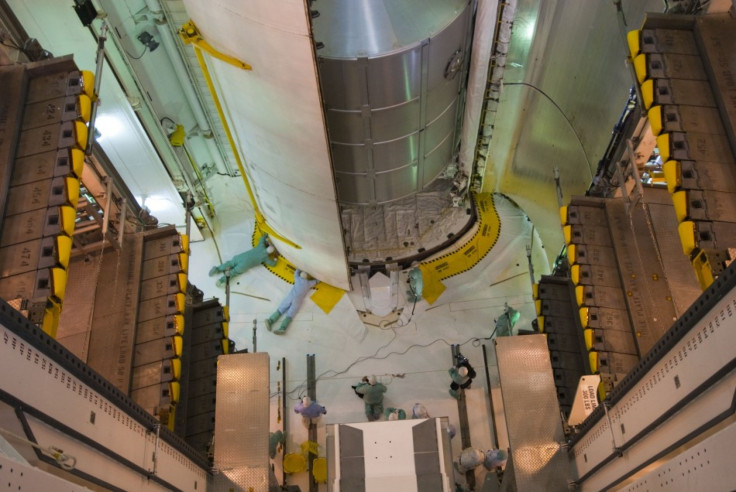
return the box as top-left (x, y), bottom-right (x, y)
top-left (458, 0), bottom-right (499, 170)
top-left (568, 375), bottom-right (600, 426)
top-left (0, 454), bottom-right (93, 491)
top-left (182, 0), bottom-right (350, 289)
top-left (188, 194), bottom-right (548, 491)
top-left (0, 324), bottom-right (208, 491)
top-left (368, 272), bottom-right (393, 317)
top-left (350, 420), bottom-right (419, 482)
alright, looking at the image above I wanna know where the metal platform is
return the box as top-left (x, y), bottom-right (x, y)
top-left (214, 352), bottom-right (271, 491)
top-left (495, 335), bottom-right (570, 491)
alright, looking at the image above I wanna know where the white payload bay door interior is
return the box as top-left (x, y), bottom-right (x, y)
top-left (182, 0), bottom-right (350, 289)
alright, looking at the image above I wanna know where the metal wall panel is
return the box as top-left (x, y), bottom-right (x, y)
top-left (495, 335), bottom-right (570, 491)
top-left (315, 0), bottom-right (471, 205)
top-left (214, 352), bottom-right (270, 491)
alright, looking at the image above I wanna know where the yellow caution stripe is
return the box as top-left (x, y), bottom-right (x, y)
top-left (80, 71), bottom-right (95, 99)
top-left (173, 314), bottom-right (185, 335)
top-left (60, 205), bottom-right (76, 237)
top-left (575, 285), bottom-right (585, 307)
top-left (584, 329), bottom-right (594, 351)
top-left (74, 121), bottom-right (88, 150)
top-left (647, 105), bottom-right (663, 136)
top-left (70, 148), bottom-right (85, 178)
top-left (656, 133), bottom-right (671, 162)
top-left (571, 264), bottom-right (581, 285)
top-left (173, 335), bottom-right (183, 357)
top-left (568, 243), bottom-right (577, 265)
top-left (65, 176), bottom-right (80, 208)
top-left (691, 250), bottom-right (715, 290)
top-left (579, 307), bottom-right (589, 328)
top-left (663, 160), bottom-right (681, 194)
top-left (640, 79), bottom-right (655, 110)
top-left (175, 293), bottom-right (186, 314)
top-left (41, 298), bottom-right (62, 338)
top-left (589, 351), bottom-right (599, 373)
top-left (166, 405), bottom-right (176, 431)
top-left (178, 251), bottom-right (189, 274)
top-left (171, 358), bottom-right (181, 380)
top-left (56, 235), bottom-right (73, 269)
top-left (672, 190), bottom-right (688, 223)
top-left (51, 267), bottom-right (68, 302)
top-left (677, 221), bottom-right (696, 255)
top-left (633, 53), bottom-right (648, 84)
top-left (169, 381), bottom-right (180, 404)
top-left (260, 193), bottom-right (498, 309)
top-left (563, 225), bottom-right (572, 245)
top-left (413, 193), bottom-right (501, 305)
top-left (177, 273), bottom-right (187, 293)
top-left (78, 94), bottom-right (92, 123)
top-left (627, 30), bottom-right (641, 59)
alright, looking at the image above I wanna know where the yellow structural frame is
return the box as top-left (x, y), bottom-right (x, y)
top-left (179, 20), bottom-right (252, 71)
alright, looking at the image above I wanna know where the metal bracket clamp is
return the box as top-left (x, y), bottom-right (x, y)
top-left (178, 20), bottom-right (252, 71)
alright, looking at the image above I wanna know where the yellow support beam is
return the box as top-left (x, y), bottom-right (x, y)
top-left (179, 20), bottom-right (251, 71)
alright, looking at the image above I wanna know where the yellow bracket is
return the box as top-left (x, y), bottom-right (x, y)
top-left (179, 20), bottom-right (252, 71)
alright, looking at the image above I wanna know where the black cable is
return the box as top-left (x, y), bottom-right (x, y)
top-left (284, 330), bottom-right (494, 399)
top-left (1, 40), bottom-right (23, 51)
top-left (504, 81), bottom-right (593, 176)
top-left (124, 45), bottom-right (147, 60)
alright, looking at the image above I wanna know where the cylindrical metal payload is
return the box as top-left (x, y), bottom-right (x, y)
top-left (314, 0), bottom-right (473, 206)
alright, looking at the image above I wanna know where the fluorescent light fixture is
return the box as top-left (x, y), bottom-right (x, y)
top-left (143, 195), bottom-right (174, 214)
top-left (93, 114), bottom-right (124, 141)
